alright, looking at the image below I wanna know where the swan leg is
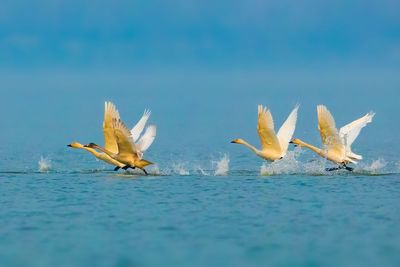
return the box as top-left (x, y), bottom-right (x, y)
top-left (114, 166), bottom-right (121, 171)
top-left (343, 165), bottom-right (354, 172)
top-left (122, 166), bottom-right (130, 170)
top-left (326, 165), bottom-right (354, 172)
top-left (326, 167), bottom-right (341, 171)
top-left (142, 168), bottom-right (148, 175)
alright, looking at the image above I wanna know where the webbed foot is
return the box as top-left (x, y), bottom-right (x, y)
top-left (343, 165), bottom-right (354, 172)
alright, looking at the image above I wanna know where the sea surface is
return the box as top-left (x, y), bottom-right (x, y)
top-left (0, 69), bottom-right (399, 267)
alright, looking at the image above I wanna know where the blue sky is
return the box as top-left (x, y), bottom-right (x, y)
top-left (1, 0), bottom-right (399, 69)
top-left (0, 1), bottom-right (399, 161)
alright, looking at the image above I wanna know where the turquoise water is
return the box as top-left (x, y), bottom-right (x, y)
top-left (0, 69), bottom-right (399, 267)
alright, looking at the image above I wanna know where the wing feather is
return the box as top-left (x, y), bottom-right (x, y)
top-left (277, 105), bottom-right (299, 155)
top-left (131, 109), bottom-right (151, 142)
top-left (113, 118), bottom-right (138, 157)
top-left (317, 105), bottom-right (342, 149)
top-left (137, 125), bottom-right (157, 153)
top-left (339, 112), bottom-right (375, 149)
top-left (103, 101), bottom-right (120, 153)
top-left (257, 105), bottom-right (281, 152)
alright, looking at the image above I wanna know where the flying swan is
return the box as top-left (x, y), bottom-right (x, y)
top-left (231, 105), bottom-right (299, 161)
top-left (85, 105), bottom-right (156, 175)
top-left (290, 105), bottom-right (375, 171)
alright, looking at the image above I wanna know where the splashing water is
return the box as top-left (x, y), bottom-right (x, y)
top-left (303, 159), bottom-right (332, 175)
top-left (260, 148), bottom-right (301, 175)
top-left (359, 158), bottom-right (387, 173)
top-left (172, 163), bottom-right (190, 175)
top-left (148, 164), bottom-right (161, 175)
top-left (197, 167), bottom-right (210, 176)
top-left (38, 156), bottom-right (52, 172)
top-left (213, 154), bottom-right (230, 176)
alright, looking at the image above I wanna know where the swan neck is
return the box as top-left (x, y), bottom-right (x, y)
top-left (299, 140), bottom-right (322, 155)
top-left (93, 145), bottom-right (116, 158)
top-left (240, 140), bottom-right (259, 153)
top-left (82, 147), bottom-right (101, 157)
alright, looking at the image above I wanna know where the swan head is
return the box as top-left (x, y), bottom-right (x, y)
top-left (289, 138), bottom-right (302, 147)
top-left (84, 143), bottom-right (98, 148)
top-left (67, 142), bottom-right (84, 148)
top-left (231, 138), bottom-right (245, 145)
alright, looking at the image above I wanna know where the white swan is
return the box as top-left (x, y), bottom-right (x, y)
top-left (231, 105), bottom-right (299, 161)
top-left (290, 105), bottom-right (375, 171)
top-left (85, 104), bottom-right (157, 174)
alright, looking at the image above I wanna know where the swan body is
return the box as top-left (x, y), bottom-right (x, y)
top-left (231, 105), bottom-right (299, 161)
top-left (290, 105), bottom-right (374, 169)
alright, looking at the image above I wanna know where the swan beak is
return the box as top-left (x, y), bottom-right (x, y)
top-left (231, 141), bottom-right (236, 144)
top-left (67, 144), bottom-right (72, 147)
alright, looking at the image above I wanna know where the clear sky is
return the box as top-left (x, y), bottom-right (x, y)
top-left (1, 0), bottom-right (399, 69)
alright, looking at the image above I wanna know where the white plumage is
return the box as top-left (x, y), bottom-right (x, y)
top-left (339, 112), bottom-right (375, 161)
top-left (277, 105), bottom-right (300, 157)
top-left (130, 109), bottom-right (156, 158)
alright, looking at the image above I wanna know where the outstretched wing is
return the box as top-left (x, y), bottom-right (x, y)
top-left (317, 105), bottom-right (343, 150)
top-left (131, 109), bottom-right (151, 142)
top-left (257, 105), bottom-right (281, 152)
top-left (339, 112), bottom-right (375, 149)
top-left (277, 105), bottom-right (299, 155)
top-left (103, 101), bottom-right (120, 153)
top-left (113, 118), bottom-right (138, 157)
top-left (137, 125), bottom-right (157, 153)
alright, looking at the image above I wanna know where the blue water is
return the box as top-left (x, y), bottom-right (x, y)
top-left (0, 69), bottom-right (399, 267)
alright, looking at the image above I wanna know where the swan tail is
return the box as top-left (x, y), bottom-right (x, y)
top-left (345, 157), bottom-right (358, 164)
top-left (136, 159), bottom-right (153, 168)
top-left (346, 151), bottom-right (363, 160)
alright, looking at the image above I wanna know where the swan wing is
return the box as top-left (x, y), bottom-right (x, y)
top-left (137, 125), bottom-right (157, 153)
top-left (103, 101), bottom-right (120, 153)
top-left (131, 109), bottom-right (151, 142)
top-left (113, 118), bottom-right (138, 157)
top-left (317, 105), bottom-right (343, 149)
top-left (257, 105), bottom-right (281, 152)
top-left (277, 105), bottom-right (299, 155)
top-left (339, 112), bottom-right (375, 149)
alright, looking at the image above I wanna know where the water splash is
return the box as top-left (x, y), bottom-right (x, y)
top-left (197, 166), bottom-right (210, 176)
top-left (38, 156), bottom-right (52, 172)
top-left (260, 148), bottom-right (301, 175)
top-left (213, 154), bottom-right (230, 176)
top-left (302, 158), bottom-right (329, 175)
top-left (172, 163), bottom-right (190, 175)
top-left (148, 164), bottom-right (161, 175)
top-left (358, 158), bottom-right (387, 173)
